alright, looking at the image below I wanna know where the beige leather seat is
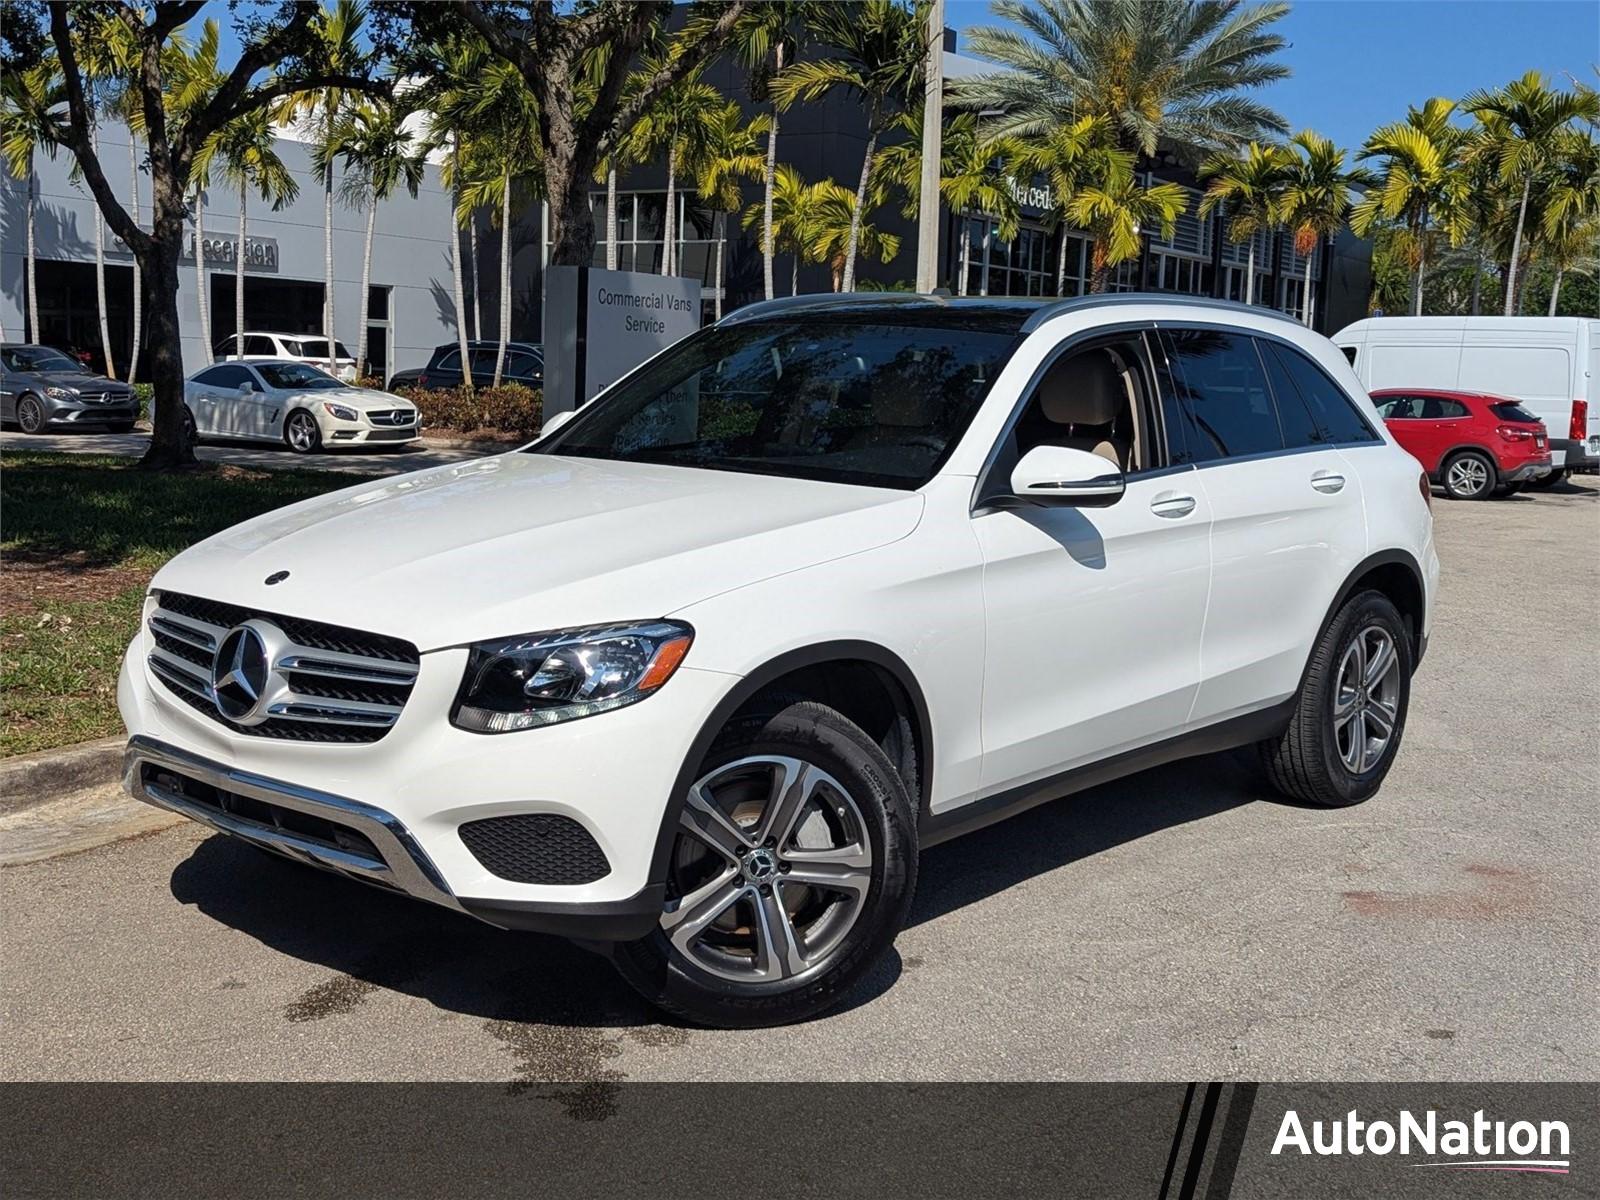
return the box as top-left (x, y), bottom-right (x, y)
top-left (1035, 350), bottom-right (1130, 468)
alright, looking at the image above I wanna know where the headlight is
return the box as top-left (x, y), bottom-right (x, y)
top-left (322, 402), bottom-right (359, 421)
top-left (45, 386), bottom-right (75, 399)
top-left (451, 621), bottom-right (693, 733)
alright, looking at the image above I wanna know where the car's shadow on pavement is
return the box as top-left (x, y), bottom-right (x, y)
top-left (168, 748), bottom-right (1269, 1030)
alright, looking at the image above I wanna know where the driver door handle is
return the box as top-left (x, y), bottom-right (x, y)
top-left (1311, 470), bottom-right (1346, 494)
top-left (1150, 493), bottom-right (1197, 519)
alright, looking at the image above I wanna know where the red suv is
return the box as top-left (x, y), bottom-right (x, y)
top-left (1371, 388), bottom-right (1551, 500)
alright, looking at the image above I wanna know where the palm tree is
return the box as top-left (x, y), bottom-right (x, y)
top-left (695, 101), bottom-right (770, 319)
top-left (1012, 115), bottom-right (1105, 296)
top-left (772, 0), bottom-right (925, 291)
top-left (2, 55), bottom-right (63, 344)
top-left (625, 66), bottom-right (725, 278)
top-left (1065, 149), bottom-right (1189, 293)
top-left (876, 108), bottom-right (1021, 296)
top-left (1274, 132), bottom-right (1369, 325)
top-left (742, 164), bottom-right (823, 295)
top-left (806, 178), bottom-right (902, 291)
top-left (451, 59), bottom-right (542, 386)
top-left (1197, 141), bottom-right (1287, 306)
top-left (278, 0), bottom-right (369, 372)
top-left (1463, 71), bottom-right (1600, 315)
top-left (1353, 98), bottom-right (1470, 316)
top-left (213, 108), bottom-right (298, 362)
top-left (328, 100), bottom-right (425, 378)
top-left (421, 38), bottom-right (487, 384)
top-left (1538, 130), bottom-right (1600, 314)
top-left (173, 21), bottom-right (224, 366)
top-left (729, 0), bottom-right (807, 299)
top-left (951, 0), bottom-right (1290, 157)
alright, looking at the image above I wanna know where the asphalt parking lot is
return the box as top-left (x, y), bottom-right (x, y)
top-left (2, 477), bottom-right (1595, 1084)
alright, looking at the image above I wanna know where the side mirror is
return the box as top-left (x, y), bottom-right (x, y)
top-left (1009, 444), bottom-right (1125, 507)
top-left (540, 410), bottom-right (576, 437)
top-left (240, 382), bottom-right (256, 395)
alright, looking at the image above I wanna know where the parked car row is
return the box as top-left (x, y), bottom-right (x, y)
top-left (387, 339), bottom-right (543, 393)
top-left (180, 360), bottom-right (420, 454)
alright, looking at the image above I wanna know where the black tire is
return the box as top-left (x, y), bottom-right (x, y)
top-left (17, 394), bottom-right (47, 434)
top-left (284, 408), bottom-right (322, 454)
top-left (182, 405), bottom-right (199, 445)
top-left (1260, 590), bottom-right (1412, 807)
top-left (611, 699), bottom-right (918, 1028)
top-left (1440, 450), bottom-right (1496, 499)
top-left (1527, 469), bottom-right (1569, 491)
top-left (107, 421), bottom-right (135, 434)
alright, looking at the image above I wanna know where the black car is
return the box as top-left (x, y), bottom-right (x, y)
top-left (388, 340), bottom-right (543, 392)
top-left (0, 344), bottom-right (138, 433)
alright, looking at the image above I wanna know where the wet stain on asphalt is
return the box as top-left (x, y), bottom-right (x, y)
top-left (902, 955), bottom-right (925, 971)
top-left (1425, 1029), bottom-right (1456, 1040)
top-left (285, 973), bottom-right (380, 1022)
top-left (1341, 864), bottom-right (1535, 920)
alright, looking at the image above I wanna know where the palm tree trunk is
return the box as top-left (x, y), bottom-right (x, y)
top-left (1245, 240), bottom-right (1256, 306)
top-left (25, 158), bottom-right (39, 341)
top-left (791, 251), bottom-right (799, 296)
top-left (842, 108), bottom-right (879, 293)
top-left (92, 120), bottom-right (116, 379)
top-left (193, 188), bottom-right (211, 364)
top-left (494, 168), bottom-right (510, 388)
top-left (714, 210), bottom-right (725, 321)
top-left (450, 139), bottom-right (471, 389)
top-left (1302, 242), bottom-right (1314, 327)
top-left (1089, 242), bottom-right (1110, 295)
top-left (762, 44), bottom-right (782, 300)
top-left (1470, 258), bottom-right (1483, 314)
top-left (235, 178), bottom-right (247, 360)
top-left (468, 213), bottom-right (482, 337)
top-left (129, 130), bottom-right (142, 385)
top-left (1412, 215), bottom-right (1427, 316)
top-left (663, 143), bottom-right (677, 276)
top-left (356, 186), bottom-right (375, 378)
top-left (1503, 173), bottom-right (1531, 317)
top-left (323, 115), bottom-right (336, 373)
top-left (606, 165), bottom-right (619, 271)
top-left (1549, 268), bottom-right (1564, 317)
top-left (1052, 225), bottom-right (1064, 298)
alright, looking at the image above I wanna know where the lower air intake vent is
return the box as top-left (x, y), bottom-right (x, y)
top-left (458, 814), bottom-right (611, 885)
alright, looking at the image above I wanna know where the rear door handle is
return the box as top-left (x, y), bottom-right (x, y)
top-left (1150, 493), bottom-right (1197, 519)
top-left (1311, 471), bottom-right (1346, 494)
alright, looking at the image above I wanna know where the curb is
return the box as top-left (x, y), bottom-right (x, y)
top-left (0, 737), bottom-right (125, 816)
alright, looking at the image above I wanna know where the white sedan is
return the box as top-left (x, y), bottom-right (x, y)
top-left (182, 359), bottom-right (421, 453)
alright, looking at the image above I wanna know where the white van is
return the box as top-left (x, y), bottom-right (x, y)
top-left (1333, 317), bottom-right (1599, 477)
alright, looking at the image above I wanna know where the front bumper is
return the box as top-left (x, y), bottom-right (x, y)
top-left (45, 399), bottom-right (137, 425)
top-left (117, 638), bottom-right (733, 940)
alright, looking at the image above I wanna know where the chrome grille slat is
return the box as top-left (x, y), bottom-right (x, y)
top-left (145, 591), bottom-right (419, 744)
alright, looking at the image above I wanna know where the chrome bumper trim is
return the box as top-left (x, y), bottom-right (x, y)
top-left (122, 735), bottom-right (461, 912)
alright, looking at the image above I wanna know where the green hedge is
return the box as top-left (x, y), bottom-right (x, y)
top-left (395, 384), bottom-right (543, 440)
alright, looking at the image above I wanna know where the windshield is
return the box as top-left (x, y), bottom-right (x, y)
top-left (535, 319), bottom-right (1019, 488)
top-left (285, 339), bottom-right (351, 360)
top-left (3, 346), bottom-right (78, 372)
top-left (257, 362), bottom-right (345, 390)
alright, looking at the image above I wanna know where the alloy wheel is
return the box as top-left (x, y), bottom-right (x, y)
top-left (662, 755), bottom-right (873, 984)
top-left (1445, 455), bottom-right (1489, 498)
top-left (286, 412), bottom-right (318, 452)
top-left (18, 396), bottom-right (45, 434)
top-left (1333, 625), bottom-right (1401, 775)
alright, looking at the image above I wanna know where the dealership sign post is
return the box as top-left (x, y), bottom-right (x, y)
top-left (543, 265), bottom-right (701, 417)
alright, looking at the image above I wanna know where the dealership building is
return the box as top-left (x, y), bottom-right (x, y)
top-left (0, 33), bottom-right (1370, 383)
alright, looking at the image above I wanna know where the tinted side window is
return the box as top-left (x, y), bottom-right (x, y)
top-left (244, 336), bottom-right (276, 355)
top-left (1437, 398), bottom-right (1470, 419)
top-left (1264, 341), bottom-right (1379, 443)
top-left (436, 350), bottom-right (462, 372)
top-left (199, 365), bottom-right (248, 388)
top-left (1341, 345), bottom-right (1358, 366)
top-left (193, 366), bottom-right (229, 385)
top-left (1161, 329), bottom-right (1283, 461)
top-left (1259, 340), bottom-right (1328, 449)
top-left (1374, 395), bottom-right (1421, 419)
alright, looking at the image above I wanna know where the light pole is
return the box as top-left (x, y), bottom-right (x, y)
top-left (915, 0), bottom-right (945, 294)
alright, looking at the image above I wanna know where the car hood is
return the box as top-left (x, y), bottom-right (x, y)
top-left (32, 371), bottom-right (129, 393)
top-left (287, 386), bottom-right (409, 409)
top-left (150, 453), bottom-right (923, 651)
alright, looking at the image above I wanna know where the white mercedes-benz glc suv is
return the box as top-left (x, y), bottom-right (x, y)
top-left (120, 294), bottom-right (1439, 1027)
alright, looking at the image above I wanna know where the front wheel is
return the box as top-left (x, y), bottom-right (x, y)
top-left (611, 699), bottom-right (917, 1028)
top-left (1260, 590), bottom-right (1412, 807)
top-left (1441, 450), bottom-right (1495, 499)
top-left (17, 395), bottom-right (47, 434)
top-left (284, 408), bottom-right (322, 454)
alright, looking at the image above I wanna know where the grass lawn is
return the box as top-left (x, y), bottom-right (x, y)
top-left (1, 452), bottom-right (371, 757)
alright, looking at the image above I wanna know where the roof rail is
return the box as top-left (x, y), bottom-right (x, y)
top-left (717, 291), bottom-right (947, 326)
top-left (1019, 292), bottom-right (1303, 332)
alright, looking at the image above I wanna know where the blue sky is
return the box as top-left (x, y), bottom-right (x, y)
top-left (946, 0), bottom-right (1600, 151)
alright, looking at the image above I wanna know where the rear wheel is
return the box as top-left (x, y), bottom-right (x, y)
top-left (1260, 590), bottom-right (1411, 807)
top-left (611, 699), bottom-right (917, 1028)
top-left (1441, 450), bottom-right (1495, 499)
top-left (17, 395), bottom-right (47, 434)
top-left (284, 408), bottom-right (322, 454)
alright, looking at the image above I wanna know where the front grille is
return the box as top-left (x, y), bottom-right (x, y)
top-left (367, 409), bottom-right (416, 427)
top-left (458, 814), bottom-right (611, 885)
top-left (146, 590), bottom-right (420, 744)
top-left (365, 427), bottom-right (416, 441)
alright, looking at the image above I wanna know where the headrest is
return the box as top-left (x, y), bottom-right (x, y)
top-left (1037, 350), bottom-right (1123, 426)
